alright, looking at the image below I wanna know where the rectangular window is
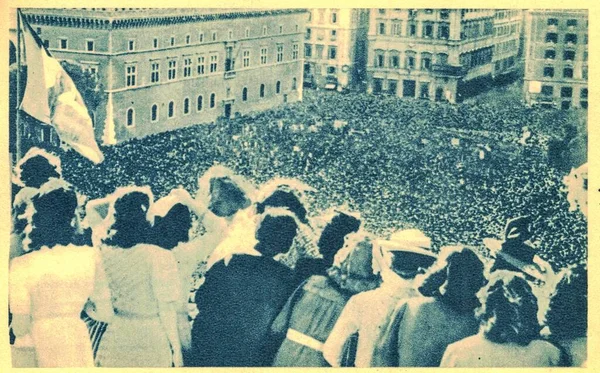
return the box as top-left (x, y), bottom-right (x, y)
top-left (544, 49), bottom-right (556, 59)
top-left (378, 22), bottom-right (386, 35)
top-left (567, 19), bottom-right (577, 27)
top-left (199, 33), bottom-right (204, 43)
top-left (315, 44), bottom-right (324, 59)
top-left (186, 35), bottom-right (191, 45)
top-left (260, 47), bottom-right (268, 64)
top-left (391, 22), bottom-right (402, 36)
top-left (306, 28), bottom-right (312, 39)
top-left (331, 11), bottom-right (337, 24)
top-left (547, 18), bottom-right (558, 26)
top-left (183, 58), bottom-right (192, 77)
top-left (563, 67), bottom-right (574, 78)
top-left (421, 55), bottom-right (432, 70)
top-left (390, 55), bottom-right (400, 68)
top-left (563, 50), bottom-right (576, 61)
top-left (423, 22), bottom-right (433, 38)
top-left (409, 23), bottom-right (417, 37)
top-left (543, 66), bottom-right (554, 77)
top-left (197, 56), bottom-right (205, 75)
top-left (278, 25), bottom-right (283, 34)
top-left (406, 55), bottom-right (416, 69)
top-left (541, 85), bottom-right (553, 96)
top-left (151, 62), bottom-right (160, 83)
top-left (305, 44), bottom-right (313, 57)
top-left (545, 33), bottom-right (558, 43)
top-left (263, 26), bottom-right (268, 36)
top-left (153, 38), bottom-right (159, 49)
top-left (210, 54), bottom-right (218, 73)
top-left (276, 45), bottom-right (284, 62)
top-left (59, 38), bottom-right (68, 49)
top-left (561, 87), bottom-right (573, 98)
top-left (86, 40), bottom-right (94, 52)
top-left (128, 39), bottom-right (135, 51)
top-left (565, 34), bottom-right (578, 44)
top-left (170, 36), bottom-right (175, 46)
top-left (438, 23), bottom-right (450, 39)
top-left (292, 43), bottom-right (299, 60)
top-left (212, 32), bottom-right (217, 41)
top-left (376, 53), bottom-right (384, 68)
top-left (581, 88), bottom-right (588, 99)
top-left (229, 30), bottom-right (234, 39)
top-left (331, 30), bottom-right (337, 40)
top-left (168, 60), bottom-right (177, 80)
top-left (440, 9), bottom-right (450, 19)
top-left (43, 40), bottom-right (49, 48)
top-left (243, 50), bottom-right (250, 67)
top-left (328, 46), bottom-right (337, 60)
top-left (126, 65), bottom-right (137, 87)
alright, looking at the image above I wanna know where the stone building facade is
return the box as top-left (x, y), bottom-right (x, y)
top-left (523, 9), bottom-right (588, 109)
top-left (302, 8), bottom-right (369, 90)
top-left (21, 8), bottom-right (307, 144)
top-left (366, 9), bottom-right (522, 103)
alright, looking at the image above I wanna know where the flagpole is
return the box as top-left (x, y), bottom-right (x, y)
top-left (15, 9), bottom-right (23, 162)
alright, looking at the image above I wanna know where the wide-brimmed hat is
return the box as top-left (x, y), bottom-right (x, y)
top-left (374, 229), bottom-right (437, 278)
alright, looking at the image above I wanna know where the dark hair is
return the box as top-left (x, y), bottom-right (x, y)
top-left (104, 191), bottom-right (152, 249)
top-left (327, 236), bottom-right (381, 294)
top-left (419, 247), bottom-right (486, 313)
top-left (256, 190), bottom-right (308, 224)
top-left (19, 155), bottom-right (61, 189)
top-left (255, 214), bottom-right (298, 257)
top-left (546, 265), bottom-right (587, 340)
top-left (476, 272), bottom-right (541, 345)
top-left (28, 187), bottom-right (78, 251)
top-left (317, 212), bottom-right (361, 265)
top-left (151, 203), bottom-right (192, 250)
top-left (209, 177), bottom-right (250, 217)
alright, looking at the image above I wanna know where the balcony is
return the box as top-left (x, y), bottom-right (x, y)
top-left (224, 71), bottom-right (236, 79)
top-left (432, 64), bottom-right (466, 77)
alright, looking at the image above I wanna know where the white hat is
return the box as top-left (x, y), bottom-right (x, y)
top-left (196, 164), bottom-right (257, 207)
top-left (376, 229), bottom-right (436, 258)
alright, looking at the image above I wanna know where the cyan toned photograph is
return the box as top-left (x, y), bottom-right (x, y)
top-left (7, 6), bottom-right (588, 368)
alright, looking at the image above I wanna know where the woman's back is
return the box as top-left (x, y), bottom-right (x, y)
top-left (397, 297), bottom-right (479, 366)
top-left (272, 275), bottom-right (350, 367)
top-left (102, 244), bottom-right (171, 316)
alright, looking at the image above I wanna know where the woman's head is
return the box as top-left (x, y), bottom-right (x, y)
top-left (327, 232), bottom-right (381, 294)
top-left (546, 264), bottom-right (587, 340)
top-left (197, 165), bottom-right (255, 218)
top-left (318, 211), bottom-right (361, 266)
top-left (418, 246), bottom-right (487, 313)
top-left (26, 179), bottom-right (79, 251)
top-left (103, 186), bottom-right (153, 248)
top-left (255, 209), bottom-right (298, 258)
top-left (256, 178), bottom-right (314, 224)
top-left (476, 271), bottom-right (541, 345)
top-left (14, 148), bottom-right (62, 188)
top-left (149, 188), bottom-right (199, 250)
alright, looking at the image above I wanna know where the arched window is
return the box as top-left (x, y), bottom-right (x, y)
top-left (259, 84), bottom-right (265, 98)
top-left (292, 77), bottom-right (297, 90)
top-left (126, 108), bottom-right (135, 126)
top-left (183, 97), bottom-right (190, 114)
top-left (210, 93), bottom-right (216, 108)
top-left (151, 104), bottom-right (158, 122)
top-left (276, 81), bottom-right (281, 94)
top-left (168, 101), bottom-right (175, 118)
top-left (242, 87), bottom-right (248, 101)
top-left (197, 95), bottom-right (203, 111)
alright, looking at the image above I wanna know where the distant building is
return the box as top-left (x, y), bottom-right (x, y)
top-left (303, 8), bottom-right (369, 91)
top-left (366, 9), bottom-right (523, 103)
top-left (20, 8), bottom-right (307, 144)
top-left (523, 9), bottom-right (588, 109)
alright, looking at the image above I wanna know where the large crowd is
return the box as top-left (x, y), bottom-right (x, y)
top-left (59, 89), bottom-right (586, 269)
top-left (9, 88), bottom-right (588, 368)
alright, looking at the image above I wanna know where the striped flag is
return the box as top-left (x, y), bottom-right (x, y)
top-left (18, 10), bottom-right (104, 164)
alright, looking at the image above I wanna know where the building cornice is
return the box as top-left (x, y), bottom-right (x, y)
top-left (23, 9), bottom-right (307, 30)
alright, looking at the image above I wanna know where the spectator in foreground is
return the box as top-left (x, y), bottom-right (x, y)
top-left (190, 209), bottom-right (299, 367)
top-left (323, 229), bottom-right (437, 367)
top-left (271, 232), bottom-right (380, 367)
top-left (395, 246), bottom-right (487, 366)
top-left (440, 271), bottom-right (562, 367)
top-left (545, 264), bottom-right (587, 367)
top-left (10, 180), bottom-right (111, 367)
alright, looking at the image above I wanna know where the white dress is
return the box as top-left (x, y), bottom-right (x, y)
top-left (96, 244), bottom-right (180, 367)
top-left (9, 245), bottom-right (111, 367)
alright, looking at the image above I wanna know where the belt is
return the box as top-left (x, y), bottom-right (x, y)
top-left (286, 328), bottom-right (324, 352)
top-left (114, 310), bottom-right (159, 319)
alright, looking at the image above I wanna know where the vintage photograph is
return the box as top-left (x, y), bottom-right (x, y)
top-left (7, 7), bottom-right (588, 368)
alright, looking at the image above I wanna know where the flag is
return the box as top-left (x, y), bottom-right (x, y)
top-left (18, 10), bottom-right (104, 164)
